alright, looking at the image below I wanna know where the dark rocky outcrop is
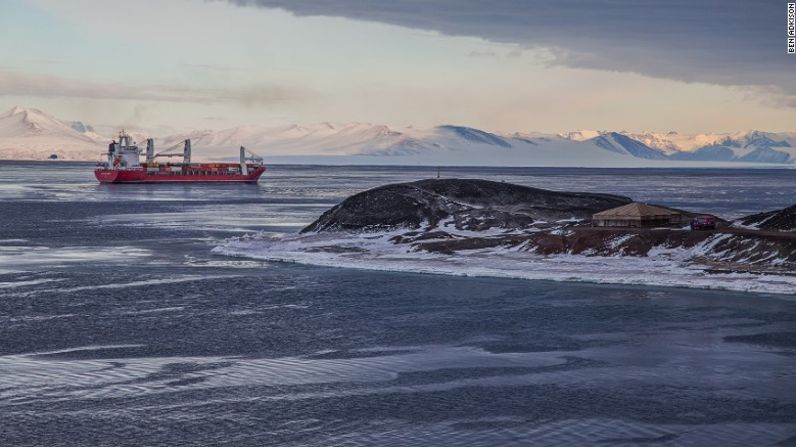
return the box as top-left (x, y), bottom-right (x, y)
top-left (737, 204), bottom-right (796, 232)
top-left (403, 227), bottom-right (796, 271)
top-left (295, 179), bottom-right (796, 275)
top-left (301, 178), bottom-right (632, 233)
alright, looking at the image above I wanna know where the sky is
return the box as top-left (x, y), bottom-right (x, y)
top-left (0, 0), bottom-right (794, 134)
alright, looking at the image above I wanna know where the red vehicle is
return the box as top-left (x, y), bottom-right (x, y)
top-left (691, 215), bottom-right (717, 230)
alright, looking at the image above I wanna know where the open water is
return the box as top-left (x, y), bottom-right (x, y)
top-left (1, 161), bottom-right (794, 446)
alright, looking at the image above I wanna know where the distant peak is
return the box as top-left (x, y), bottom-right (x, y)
top-left (3, 105), bottom-right (26, 118)
top-left (2, 105), bottom-right (48, 120)
top-left (437, 125), bottom-right (512, 148)
top-left (7, 105), bottom-right (42, 115)
top-left (559, 130), bottom-right (601, 141)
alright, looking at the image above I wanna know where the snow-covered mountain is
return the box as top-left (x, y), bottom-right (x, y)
top-left (558, 130), bottom-right (601, 142)
top-left (159, 123), bottom-right (647, 167)
top-left (555, 129), bottom-right (796, 164)
top-left (584, 132), bottom-right (668, 160)
top-left (0, 106), bottom-right (106, 160)
top-left (0, 106), bottom-right (794, 166)
top-left (157, 122), bottom-right (440, 159)
top-left (621, 130), bottom-right (796, 163)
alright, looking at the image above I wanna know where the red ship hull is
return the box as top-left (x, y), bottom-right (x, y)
top-left (95, 165), bottom-right (266, 183)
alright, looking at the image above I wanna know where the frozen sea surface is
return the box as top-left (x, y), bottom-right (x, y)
top-left (1, 161), bottom-right (795, 446)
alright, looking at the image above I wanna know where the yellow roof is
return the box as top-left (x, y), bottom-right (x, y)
top-left (593, 202), bottom-right (681, 218)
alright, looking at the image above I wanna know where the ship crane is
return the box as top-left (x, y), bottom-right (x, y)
top-left (239, 146), bottom-right (263, 175)
top-left (148, 139), bottom-right (192, 164)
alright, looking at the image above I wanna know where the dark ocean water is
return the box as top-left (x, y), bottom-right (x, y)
top-left (1, 161), bottom-right (795, 446)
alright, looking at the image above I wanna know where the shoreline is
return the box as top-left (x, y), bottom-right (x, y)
top-left (213, 231), bottom-right (796, 296)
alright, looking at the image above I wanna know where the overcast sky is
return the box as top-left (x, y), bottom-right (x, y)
top-left (1, 0), bottom-right (794, 134)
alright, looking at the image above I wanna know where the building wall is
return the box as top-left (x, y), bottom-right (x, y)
top-left (593, 216), bottom-right (681, 227)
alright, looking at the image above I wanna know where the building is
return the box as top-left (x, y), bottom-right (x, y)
top-left (592, 202), bottom-right (683, 227)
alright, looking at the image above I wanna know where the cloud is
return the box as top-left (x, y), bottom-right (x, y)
top-left (0, 68), bottom-right (309, 105)
top-left (223, 0), bottom-right (796, 96)
top-left (468, 50), bottom-right (498, 58)
top-left (506, 48), bottom-right (524, 58)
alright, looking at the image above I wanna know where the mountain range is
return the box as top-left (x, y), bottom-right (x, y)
top-left (1, 106), bottom-right (794, 167)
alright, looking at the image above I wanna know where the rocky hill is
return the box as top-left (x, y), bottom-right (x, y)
top-left (302, 179), bottom-right (632, 233)
top-left (218, 179), bottom-right (796, 294)
top-left (298, 178), bottom-right (796, 273)
top-left (736, 205), bottom-right (796, 232)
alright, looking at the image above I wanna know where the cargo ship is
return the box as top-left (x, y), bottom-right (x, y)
top-left (95, 131), bottom-right (265, 183)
